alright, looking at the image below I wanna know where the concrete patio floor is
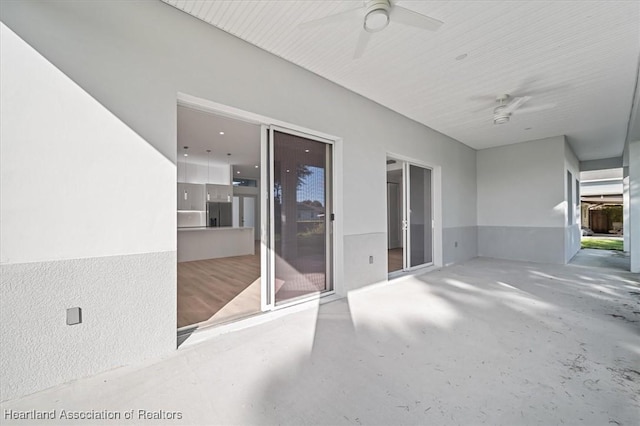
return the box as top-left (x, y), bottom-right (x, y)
top-left (2, 253), bottom-right (639, 425)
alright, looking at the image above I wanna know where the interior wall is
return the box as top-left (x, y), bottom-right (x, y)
top-left (477, 136), bottom-right (567, 263)
top-left (0, 0), bottom-right (477, 400)
top-left (234, 184), bottom-right (261, 241)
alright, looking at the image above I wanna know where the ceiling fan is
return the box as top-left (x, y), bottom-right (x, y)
top-left (492, 94), bottom-right (557, 125)
top-left (300, 0), bottom-right (443, 59)
top-left (493, 94), bottom-right (531, 125)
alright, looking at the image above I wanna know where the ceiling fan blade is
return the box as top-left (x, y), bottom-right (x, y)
top-left (503, 96), bottom-right (531, 114)
top-left (514, 103), bottom-right (557, 115)
top-left (391, 6), bottom-right (443, 31)
top-left (298, 6), bottom-right (362, 30)
top-left (469, 94), bottom-right (497, 103)
top-left (354, 30), bottom-right (373, 59)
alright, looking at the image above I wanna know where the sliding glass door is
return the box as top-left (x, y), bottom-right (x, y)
top-left (389, 161), bottom-right (433, 273)
top-left (266, 127), bottom-right (333, 307)
top-left (407, 164), bottom-right (433, 268)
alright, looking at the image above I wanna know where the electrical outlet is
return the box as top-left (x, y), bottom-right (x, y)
top-left (66, 307), bottom-right (82, 325)
top-left (369, 255), bottom-right (374, 264)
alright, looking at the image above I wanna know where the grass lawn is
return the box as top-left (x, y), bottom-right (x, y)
top-left (581, 237), bottom-right (623, 251)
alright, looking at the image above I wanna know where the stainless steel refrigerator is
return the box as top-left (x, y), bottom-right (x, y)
top-left (207, 202), bottom-right (232, 227)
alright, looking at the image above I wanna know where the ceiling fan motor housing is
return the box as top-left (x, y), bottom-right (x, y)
top-left (493, 94), bottom-right (511, 124)
top-left (493, 112), bottom-right (511, 125)
top-left (364, 0), bottom-right (391, 32)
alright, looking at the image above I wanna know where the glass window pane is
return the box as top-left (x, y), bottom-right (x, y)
top-left (273, 131), bottom-right (331, 304)
top-left (409, 165), bottom-right (432, 267)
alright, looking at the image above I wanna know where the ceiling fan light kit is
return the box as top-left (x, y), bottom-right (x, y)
top-left (491, 94), bottom-right (534, 125)
top-left (364, 0), bottom-right (391, 33)
top-left (493, 112), bottom-right (511, 125)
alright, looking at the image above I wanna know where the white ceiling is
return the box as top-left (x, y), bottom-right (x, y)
top-left (177, 105), bottom-right (261, 178)
top-left (165, 0), bottom-right (640, 161)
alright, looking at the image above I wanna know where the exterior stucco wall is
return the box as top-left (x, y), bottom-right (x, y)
top-left (477, 136), bottom-right (567, 264)
top-left (0, 0), bottom-right (477, 401)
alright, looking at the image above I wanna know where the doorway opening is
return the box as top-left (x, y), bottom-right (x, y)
top-left (176, 96), bottom-right (338, 339)
top-left (176, 105), bottom-right (262, 331)
top-left (387, 156), bottom-right (434, 275)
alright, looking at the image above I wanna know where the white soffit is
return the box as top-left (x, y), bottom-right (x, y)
top-left (163, 1), bottom-right (640, 161)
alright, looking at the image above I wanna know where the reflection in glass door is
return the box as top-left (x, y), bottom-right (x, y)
top-left (270, 129), bottom-right (333, 305)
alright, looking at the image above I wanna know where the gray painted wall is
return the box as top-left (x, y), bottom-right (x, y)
top-left (477, 136), bottom-right (568, 264)
top-left (0, 0), bottom-right (477, 400)
top-left (580, 156), bottom-right (623, 171)
top-left (478, 226), bottom-right (565, 264)
top-left (443, 226), bottom-right (478, 265)
top-left (0, 253), bottom-right (175, 400)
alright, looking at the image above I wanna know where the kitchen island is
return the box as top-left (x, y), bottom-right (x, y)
top-left (177, 227), bottom-right (254, 262)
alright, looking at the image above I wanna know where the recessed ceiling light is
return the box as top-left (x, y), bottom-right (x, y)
top-left (236, 170), bottom-right (241, 174)
top-left (455, 53), bottom-right (468, 61)
top-left (183, 153), bottom-right (188, 157)
top-left (254, 165), bottom-right (259, 168)
top-left (286, 169), bottom-right (290, 173)
top-left (305, 149), bottom-right (310, 153)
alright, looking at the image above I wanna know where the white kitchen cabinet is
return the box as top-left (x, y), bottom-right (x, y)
top-left (177, 183), bottom-right (205, 211)
top-left (205, 183), bottom-right (233, 202)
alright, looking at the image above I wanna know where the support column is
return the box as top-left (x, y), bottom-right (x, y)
top-left (623, 171), bottom-right (630, 252)
top-left (630, 140), bottom-right (640, 272)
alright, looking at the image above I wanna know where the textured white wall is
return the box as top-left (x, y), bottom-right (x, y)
top-left (477, 136), bottom-right (565, 227)
top-left (0, 22), bottom-right (177, 402)
top-left (0, 24), bottom-right (175, 265)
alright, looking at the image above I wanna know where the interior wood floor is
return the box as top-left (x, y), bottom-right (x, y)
top-left (177, 242), bottom-right (261, 328)
top-left (388, 247), bottom-right (403, 273)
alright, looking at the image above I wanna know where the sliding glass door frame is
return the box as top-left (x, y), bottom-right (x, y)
top-left (404, 162), bottom-right (434, 271)
top-left (177, 93), bottom-right (342, 319)
top-left (262, 125), bottom-right (336, 311)
top-left (387, 158), bottom-right (441, 275)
